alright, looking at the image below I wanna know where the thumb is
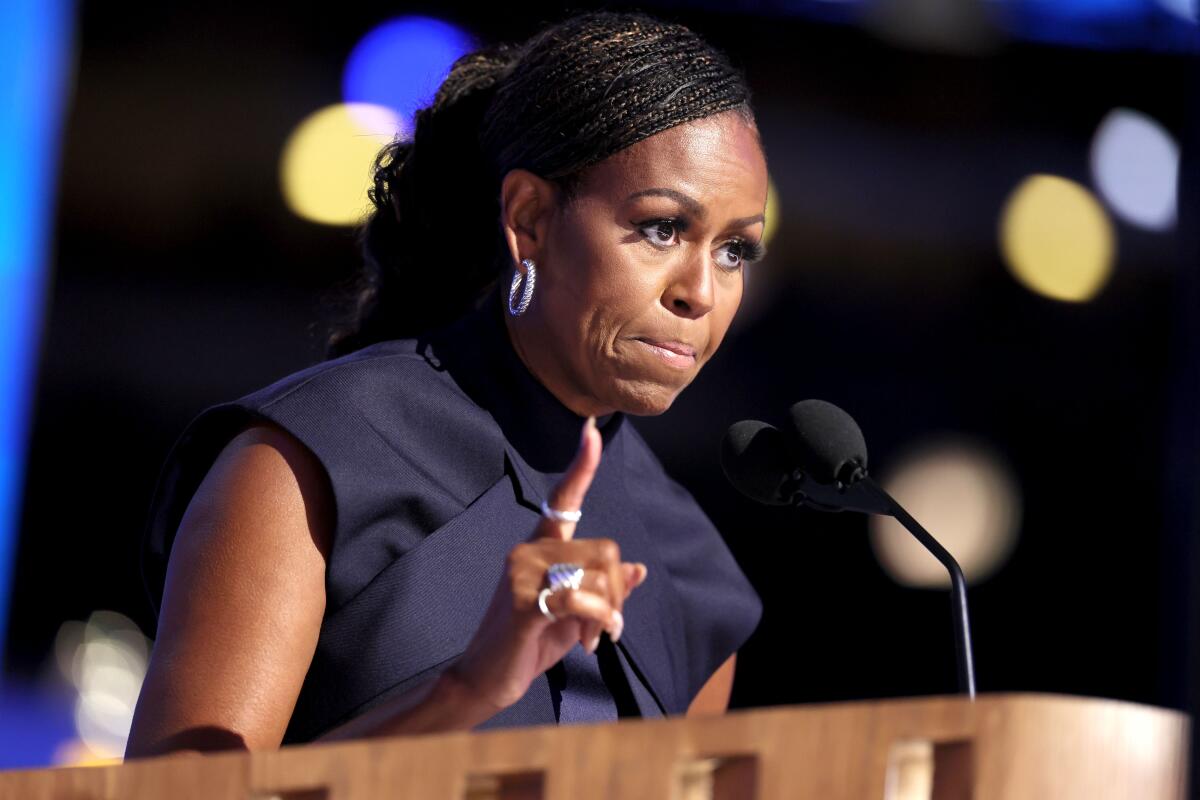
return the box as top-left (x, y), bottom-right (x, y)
top-left (621, 562), bottom-right (648, 598)
top-left (537, 415), bottom-right (601, 542)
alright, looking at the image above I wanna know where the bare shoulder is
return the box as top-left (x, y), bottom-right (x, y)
top-left (126, 419), bottom-right (334, 757)
top-left (206, 419), bottom-right (334, 545)
top-left (168, 419), bottom-right (335, 580)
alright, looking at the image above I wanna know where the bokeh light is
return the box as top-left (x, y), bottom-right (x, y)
top-left (280, 103), bottom-right (403, 226)
top-left (1155, 0), bottom-right (1198, 23)
top-left (870, 438), bottom-right (1021, 588)
top-left (0, 0), bottom-right (74, 667)
top-left (999, 174), bottom-right (1116, 303)
top-left (52, 610), bottom-right (151, 763)
top-left (343, 15), bottom-right (475, 130)
top-left (864, 0), bottom-right (1000, 56)
top-left (1090, 108), bottom-right (1180, 232)
top-left (763, 176), bottom-right (780, 248)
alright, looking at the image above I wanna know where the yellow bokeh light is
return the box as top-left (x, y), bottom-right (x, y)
top-left (53, 738), bottom-right (122, 768)
top-left (280, 103), bottom-right (405, 226)
top-left (763, 176), bottom-right (780, 248)
top-left (999, 174), bottom-right (1115, 303)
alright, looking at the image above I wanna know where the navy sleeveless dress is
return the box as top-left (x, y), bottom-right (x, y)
top-left (140, 286), bottom-right (762, 743)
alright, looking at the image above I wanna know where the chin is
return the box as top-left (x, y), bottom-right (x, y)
top-left (609, 379), bottom-right (687, 417)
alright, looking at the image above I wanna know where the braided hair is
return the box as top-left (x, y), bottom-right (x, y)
top-left (322, 10), bottom-right (757, 358)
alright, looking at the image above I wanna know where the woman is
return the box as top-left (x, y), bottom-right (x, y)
top-left (126, 10), bottom-right (768, 756)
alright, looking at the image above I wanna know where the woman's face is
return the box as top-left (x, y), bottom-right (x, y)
top-left (503, 109), bottom-right (769, 417)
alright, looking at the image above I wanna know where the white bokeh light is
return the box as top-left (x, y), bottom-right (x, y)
top-left (53, 610), bottom-right (151, 761)
top-left (870, 437), bottom-right (1021, 589)
top-left (1090, 108), bottom-right (1180, 232)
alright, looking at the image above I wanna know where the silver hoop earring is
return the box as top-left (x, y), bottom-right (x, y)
top-left (508, 258), bottom-right (536, 316)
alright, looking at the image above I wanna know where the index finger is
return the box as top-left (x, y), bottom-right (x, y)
top-left (537, 415), bottom-right (600, 541)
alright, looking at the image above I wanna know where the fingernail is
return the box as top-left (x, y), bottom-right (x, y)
top-left (636, 563), bottom-right (648, 585)
top-left (587, 633), bottom-right (601, 654)
top-left (611, 610), bottom-right (624, 643)
top-left (580, 416), bottom-right (595, 446)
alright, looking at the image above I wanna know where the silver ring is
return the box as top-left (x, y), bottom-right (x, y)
top-left (537, 588), bottom-right (558, 622)
top-left (541, 498), bottom-right (582, 523)
top-left (545, 562), bottom-right (585, 593)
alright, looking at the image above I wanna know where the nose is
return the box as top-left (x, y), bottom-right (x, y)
top-left (662, 246), bottom-right (715, 319)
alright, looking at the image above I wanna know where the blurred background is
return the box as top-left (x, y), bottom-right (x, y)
top-left (0, 0), bottom-right (1196, 770)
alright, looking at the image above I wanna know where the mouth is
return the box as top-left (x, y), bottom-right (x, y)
top-left (631, 337), bottom-right (698, 369)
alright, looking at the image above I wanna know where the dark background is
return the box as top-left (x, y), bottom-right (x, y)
top-left (4, 0), bottom-right (1197, 752)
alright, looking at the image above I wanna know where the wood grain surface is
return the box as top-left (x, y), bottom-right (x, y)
top-left (0, 694), bottom-right (1188, 799)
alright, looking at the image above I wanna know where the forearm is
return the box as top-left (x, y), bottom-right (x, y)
top-left (686, 653), bottom-right (736, 717)
top-left (313, 667), bottom-right (504, 742)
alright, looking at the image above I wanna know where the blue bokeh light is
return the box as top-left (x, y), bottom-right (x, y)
top-left (0, 681), bottom-right (75, 769)
top-left (670, 0), bottom-right (1198, 51)
top-left (986, 0), bottom-right (1195, 50)
top-left (0, 0), bottom-right (72, 681)
top-left (342, 15), bottom-right (476, 133)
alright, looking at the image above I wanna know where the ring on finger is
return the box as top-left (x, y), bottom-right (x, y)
top-left (537, 562), bottom-right (583, 624)
top-left (537, 588), bottom-right (558, 622)
top-left (545, 562), bottom-right (585, 593)
top-left (541, 499), bottom-right (582, 523)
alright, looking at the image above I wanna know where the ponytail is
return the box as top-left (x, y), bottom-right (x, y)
top-left (323, 45), bottom-right (519, 358)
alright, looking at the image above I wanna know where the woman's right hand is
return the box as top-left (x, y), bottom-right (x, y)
top-left (445, 415), bottom-right (650, 716)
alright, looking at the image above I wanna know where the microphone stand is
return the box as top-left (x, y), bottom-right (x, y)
top-left (781, 469), bottom-right (977, 699)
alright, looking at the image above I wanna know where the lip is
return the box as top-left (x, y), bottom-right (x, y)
top-left (631, 337), bottom-right (698, 368)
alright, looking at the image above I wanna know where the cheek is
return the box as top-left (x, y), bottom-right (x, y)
top-left (723, 272), bottom-right (745, 317)
top-left (704, 274), bottom-right (744, 355)
top-left (551, 217), bottom-right (626, 296)
top-left (559, 238), bottom-right (658, 331)
top-left (583, 266), bottom-right (655, 344)
top-left (541, 243), bottom-right (631, 362)
top-left (589, 261), bottom-right (667, 348)
top-left (595, 257), bottom-right (659, 303)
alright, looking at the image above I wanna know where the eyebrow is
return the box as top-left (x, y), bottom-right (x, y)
top-left (627, 187), bottom-right (765, 229)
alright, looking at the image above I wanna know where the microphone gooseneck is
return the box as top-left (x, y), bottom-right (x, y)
top-left (723, 400), bottom-right (977, 699)
top-left (854, 479), bottom-right (977, 698)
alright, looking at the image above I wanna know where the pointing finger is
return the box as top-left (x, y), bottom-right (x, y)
top-left (538, 416), bottom-right (600, 542)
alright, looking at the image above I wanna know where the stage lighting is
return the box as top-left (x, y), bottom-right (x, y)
top-left (280, 103), bottom-right (404, 227)
top-left (1090, 107), bottom-right (1179, 232)
top-left (343, 15), bottom-right (475, 131)
top-left (999, 174), bottom-right (1116, 303)
top-left (870, 437), bottom-right (1021, 589)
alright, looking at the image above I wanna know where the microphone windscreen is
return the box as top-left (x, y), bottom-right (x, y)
top-left (786, 399), bottom-right (868, 484)
top-left (721, 420), bottom-right (793, 505)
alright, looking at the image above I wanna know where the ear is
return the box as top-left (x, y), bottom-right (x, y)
top-left (499, 168), bottom-right (559, 272)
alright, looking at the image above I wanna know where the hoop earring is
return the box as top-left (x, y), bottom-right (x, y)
top-left (508, 258), bottom-right (536, 316)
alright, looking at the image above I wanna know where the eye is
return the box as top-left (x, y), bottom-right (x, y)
top-left (638, 218), bottom-right (680, 247)
top-left (716, 238), bottom-right (766, 272)
top-left (715, 241), bottom-right (744, 272)
top-left (636, 217), bottom-right (767, 272)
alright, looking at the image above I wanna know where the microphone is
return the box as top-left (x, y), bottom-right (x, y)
top-left (720, 415), bottom-right (888, 515)
top-left (786, 399), bottom-right (868, 485)
top-left (722, 400), bottom-right (977, 698)
top-left (720, 420), bottom-right (793, 505)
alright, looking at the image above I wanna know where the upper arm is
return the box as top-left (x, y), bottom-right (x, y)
top-left (125, 419), bottom-right (334, 757)
top-left (686, 653), bottom-right (737, 717)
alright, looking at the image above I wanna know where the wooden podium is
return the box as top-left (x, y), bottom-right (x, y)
top-left (0, 694), bottom-right (1189, 799)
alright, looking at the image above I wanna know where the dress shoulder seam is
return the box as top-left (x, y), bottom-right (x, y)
top-left (254, 350), bottom-right (433, 413)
